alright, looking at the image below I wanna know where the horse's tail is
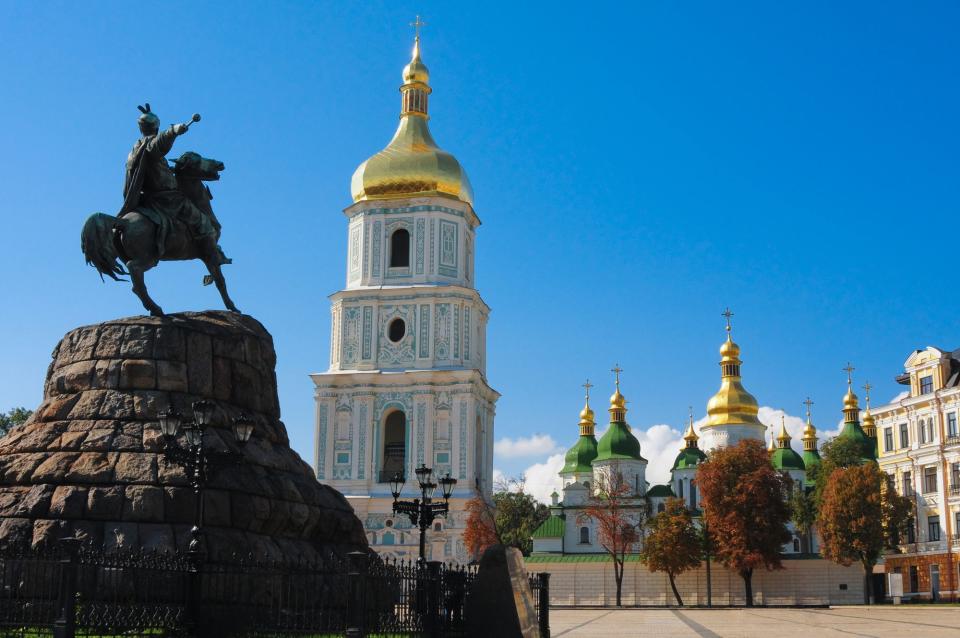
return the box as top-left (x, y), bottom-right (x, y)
top-left (81, 213), bottom-right (128, 281)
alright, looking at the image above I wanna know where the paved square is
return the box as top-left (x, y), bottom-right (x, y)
top-left (549, 607), bottom-right (960, 637)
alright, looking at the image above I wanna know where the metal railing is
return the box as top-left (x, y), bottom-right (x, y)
top-left (0, 541), bottom-right (550, 637)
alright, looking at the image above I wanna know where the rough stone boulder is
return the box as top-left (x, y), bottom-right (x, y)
top-left (0, 311), bottom-right (366, 561)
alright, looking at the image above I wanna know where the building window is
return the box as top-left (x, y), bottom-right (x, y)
top-left (949, 413), bottom-right (958, 439)
top-left (928, 515), bottom-right (941, 541)
top-left (924, 466), bottom-right (938, 494)
top-left (906, 518), bottom-right (915, 544)
top-left (902, 471), bottom-right (912, 497)
top-left (381, 410), bottom-right (406, 481)
top-left (389, 229), bottom-right (410, 268)
top-left (909, 565), bottom-right (918, 592)
top-left (955, 512), bottom-right (960, 540)
top-left (900, 423), bottom-right (909, 448)
top-left (388, 318), bottom-right (406, 342)
top-left (435, 452), bottom-right (450, 465)
top-left (920, 419), bottom-right (929, 444)
top-left (579, 527), bottom-right (590, 544)
top-left (884, 428), bottom-right (894, 452)
top-left (336, 452), bottom-right (350, 465)
top-left (433, 521), bottom-right (442, 532)
top-left (920, 375), bottom-right (934, 395)
top-left (657, 502), bottom-right (665, 513)
top-left (952, 463), bottom-right (960, 492)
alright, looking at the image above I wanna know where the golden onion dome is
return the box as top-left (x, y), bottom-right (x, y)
top-left (719, 336), bottom-right (740, 360)
top-left (579, 404), bottom-right (595, 423)
top-left (350, 36), bottom-right (474, 206)
top-left (609, 388), bottom-right (625, 409)
top-left (843, 387), bottom-right (859, 410)
top-left (706, 329), bottom-right (762, 428)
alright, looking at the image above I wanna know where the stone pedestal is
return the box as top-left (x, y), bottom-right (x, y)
top-left (0, 311), bottom-right (366, 561)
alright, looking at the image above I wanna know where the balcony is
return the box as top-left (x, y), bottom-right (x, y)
top-left (945, 434), bottom-right (960, 446)
top-left (950, 485), bottom-right (960, 497)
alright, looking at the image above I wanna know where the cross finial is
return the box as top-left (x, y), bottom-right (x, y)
top-left (803, 397), bottom-right (814, 420)
top-left (611, 364), bottom-right (623, 389)
top-left (722, 307), bottom-right (734, 333)
top-left (688, 405), bottom-right (694, 425)
top-left (582, 379), bottom-right (593, 401)
top-left (863, 381), bottom-right (872, 407)
top-left (410, 15), bottom-right (426, 40)
top-left (843, 362), bottom-right (855, 386)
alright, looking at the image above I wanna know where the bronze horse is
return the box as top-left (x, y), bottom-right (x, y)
top-left (81, 152), bottom-right (239, 316)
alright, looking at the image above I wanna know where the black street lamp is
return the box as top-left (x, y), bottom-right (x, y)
top-left (390, 464), bottom-right (457, 561)
top-left (158, 400), bottom-right (254, 556)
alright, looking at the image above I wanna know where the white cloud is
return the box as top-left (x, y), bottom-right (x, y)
top-left (493, 433), bottom-right (561, 459)
top-left (514, 453), bottom-right (566, 504)
top-left (889, 390), bottom-right (909, 404)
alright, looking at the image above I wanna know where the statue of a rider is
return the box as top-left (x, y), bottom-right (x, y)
top-left (120, 103), bottom-right (230, 266)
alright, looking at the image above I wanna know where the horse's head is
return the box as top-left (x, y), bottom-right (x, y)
top-left (171, 151), bottom-right (225, 181)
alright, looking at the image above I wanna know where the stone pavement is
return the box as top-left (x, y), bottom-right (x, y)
top-left (549, 606), bottom-right (960, 637)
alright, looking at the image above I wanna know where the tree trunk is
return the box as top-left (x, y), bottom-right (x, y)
top-left (741, 569), bottom-right (754, 607)
top-left (614, 558), bottom-right (623, 607)
top-left (862, 560), bottom-right (874, 605)
top-left (668, 573), bottom-right (684, 607)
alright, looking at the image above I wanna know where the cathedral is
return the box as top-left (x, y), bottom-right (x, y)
top-left (532, 319), bottom-right (879, 556)
top-left (312, 33), bottom-right (497, 562)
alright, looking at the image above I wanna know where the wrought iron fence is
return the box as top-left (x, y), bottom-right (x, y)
top-left (0, 541), bottom-right (550, 638)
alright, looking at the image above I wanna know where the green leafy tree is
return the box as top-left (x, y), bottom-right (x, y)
top-left (492, 489), bottom-right (549, 556)
top-left (0, 407), bottom-right (32, 437)
top-left (639, 497), bottom-right (702, 606)
top-left (788, 488), bottom-right (817, 554)
top-left (812, 436), bottom-right (865, 506)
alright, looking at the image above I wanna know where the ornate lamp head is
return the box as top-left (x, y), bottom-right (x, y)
top-left (158, 407), bottom-right (181, 438)
top-left (183, 424), bottom-right (202, 448)
top-left (439, 472), bottom-right (457, 500)
top-left (423, 481), bottom-right (438, 500)
top-left (232, 413), bottom-right (255, 445)
top-left (389, 473), bottom-right (405, 500)
top-left (192, 400), bottom-right (215, 428)
top-left (414, 464), bottom-right (432, 489)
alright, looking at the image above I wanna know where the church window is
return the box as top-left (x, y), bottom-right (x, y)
top-left (579, 527), bottom-right (590, 544)
top-left (923, 466), bottom-right (938, 494)
top-left (920, 375), bottom-right (934, 395)
top-left (380, 410), bottom-right (406, 482)
top-left (434, 521), bottom-right (442, 532)
top-left (390, 229), bottom-right (410, 268)
top-left (382, 532), bottom-right (395, 546)
top-left (435, 452), bottom-right (450, 465)
top-left (793, 538), bottom-right (800, 553)
top-left (690, 483), bottom-right (697, 509)
top-left (884, 428), bottom-right (894, 452)
top-left (928, 515), bottom-right (941, 541)
top-left (899, 423), bottom-right (909, 448)
top-left (336, 452), bottom-right (350, 465)
top-left (677, 480), bottom-right (684, 499)
top-left (385, 519), bottom-right (393, 528)
top-left (657, 502), bottom-right (665, 514)
top-left (388, 318), bottom-right (406, 342)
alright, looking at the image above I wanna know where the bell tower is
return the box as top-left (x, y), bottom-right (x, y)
top-left (311, 30), bottom-right (498, 563)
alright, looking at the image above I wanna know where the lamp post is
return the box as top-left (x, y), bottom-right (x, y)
top-left (390, 464), bottom-right (457, 561)
top-left (158, 400), bottom-right (255, 556)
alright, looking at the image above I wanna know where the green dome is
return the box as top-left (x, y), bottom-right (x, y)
top-left (802, 449), bottom-right (821, 470)
top-left (672, 446), bottom-right (707, 471)
top-left (838, 420), bottom-right (877, 462)
top-left (595, 422), bottom-right (645, 462)
top-left (561, 435), bottom-right (598, 474)
top-left (771, 446), bottom-right (806, 471)
top-left (646, 484), bottom-right (675, 498)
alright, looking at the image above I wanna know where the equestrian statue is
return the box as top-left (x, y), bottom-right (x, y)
top-left (81, 103), bottom-right (239, 316)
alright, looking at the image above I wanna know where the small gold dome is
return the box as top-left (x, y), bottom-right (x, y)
top-left (402, 38), bottom-right (430, 84)
top-left (843, 388), bottom-right (859, 410)
top-left (802, 421), bottom-right (816, 438)
top-left (579, 404), bottom-right (595, 424)
top-left (351, 35), bottom-right (474, 205)
top-left (720, 336), bottom-right (740, 360)
top-left (610, 388), bottom-right (625, 410)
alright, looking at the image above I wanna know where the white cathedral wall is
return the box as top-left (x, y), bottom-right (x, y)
top-left (699, 423), bottom-right (766, 452)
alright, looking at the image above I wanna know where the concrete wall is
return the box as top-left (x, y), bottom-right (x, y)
top-left (527, 558), bottom-right (866, 606)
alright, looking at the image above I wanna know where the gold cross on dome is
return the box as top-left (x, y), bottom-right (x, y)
top-left (863, 381), bottom-right (873, 406)
top-left (582, 379), bottom-right (593, 400)
top-left (611, 364), bottom-right (623, 388)
top-left (722, 307), bottom-right (734, 333)
top-left (688, 405), bottom-right (694, 424)
top-left (410, 15), bottom-right (426, 39)
top-left (843, 362), bottom-right (855, 385)
top-left (803, 397), bottom-right (814, 418)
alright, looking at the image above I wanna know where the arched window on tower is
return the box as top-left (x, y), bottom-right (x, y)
top-left (381, 410), bottom-right (406, 482)
top-left (390, 229), bottom-right (410, 268)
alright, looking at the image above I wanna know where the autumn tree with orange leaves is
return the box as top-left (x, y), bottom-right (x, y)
top-left (639, 497), bottom-right (702, 606)
top-left (463, 494), bottom-right (499, 560)
top-left (577, 467), bottom-right (648, 607)
top-left (818, 462), bottom-right (911, 604)
top-left (696, 439), bottom-right (792, 607)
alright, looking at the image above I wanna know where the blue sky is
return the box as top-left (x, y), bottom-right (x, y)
top-left (1, 2), bottom-right (958, 500)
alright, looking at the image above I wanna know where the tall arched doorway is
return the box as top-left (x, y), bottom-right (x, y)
top-left (381, 410), bottom-right (406, 481)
